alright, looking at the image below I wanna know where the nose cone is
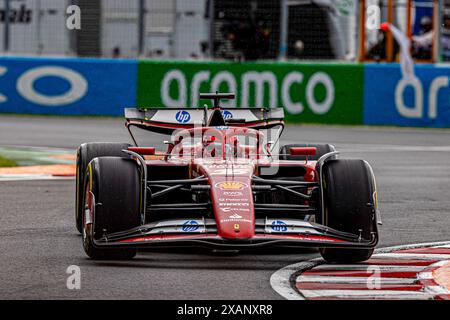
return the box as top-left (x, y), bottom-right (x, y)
top-left (210, 178), bottom-right (255, 239)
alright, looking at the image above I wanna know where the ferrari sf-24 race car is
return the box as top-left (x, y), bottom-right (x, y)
top-left (75, 93), bottom-right (381, 262)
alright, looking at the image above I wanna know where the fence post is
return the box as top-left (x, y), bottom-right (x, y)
top-left (386, 0), bottom-right (394, 61)
top-left (4, 0), bottom-right (10, 52)
top-left (208, 0), bottom-right (214, 58)
top-left (434, 0), bottom-right (442, 62)
top-left (358, 0), bottom-right (366, 61)
top-left (138, 0), bottom-right (145, 56)
top-left (278, 0), bottom-right (288, 60)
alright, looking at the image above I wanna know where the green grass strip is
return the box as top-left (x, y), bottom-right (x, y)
top-left (0, 155), bottom-right (17, 167)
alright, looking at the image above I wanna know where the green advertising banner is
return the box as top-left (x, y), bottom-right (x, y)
top-left (137, 60), bottom-right (364, 124)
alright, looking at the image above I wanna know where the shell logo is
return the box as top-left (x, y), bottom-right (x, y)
top-left (216, 181), bottom-right (248, 190)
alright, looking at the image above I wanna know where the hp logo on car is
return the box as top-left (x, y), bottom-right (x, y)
top-left (271, 220), bottom-right (288, 232)
top-left (175, 110), bottom-right (191, 123)
top-left (182, 220), bottom-right (199, 232)
top-left (222, 110), bottom-right (233, 120)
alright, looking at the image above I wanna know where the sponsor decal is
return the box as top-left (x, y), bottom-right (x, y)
top-left (223, 191), bottom-right (243, 197)
top-left (210, 168), bottom-right (251, 176)
top-left (138, 62), bottom-right (364, 124)
top-left (215, 181), bottom-right (248, 190)
top-left (218, 198), bottom-right (248, 202)
top-left (207, 164), bottom-right (253, 177)
top-left (222, 110), bottom-right (233, 120)
top-left (0, 58), bottom-right (137, 116)
top-left (271, 220), bottom-right (288, 232)
top-left (175, 110), bottom-right (191, 123)
top-left (17, 66), bottom-right (88, 106)
top-left (220, 207), bottom-right (250, 213)
top-left (364, 65), bottom-right (450, 127)
top-left (220, 218), bottom-right (252, 223)
top-left (181, 220), bottom-right (199, 232)
top-left (207, 164), bottom-right (250, 169)
top-left (229, 213), bottom-right (242, 219)
top-left (219, 202), bottom-right (249, 207)
top-left (157, 68), bottom-right (336, 111)
top-left (214, 126), bottom-right (229, 130)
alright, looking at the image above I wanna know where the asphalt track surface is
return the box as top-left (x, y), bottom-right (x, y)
top-left (0, 115), bottom-right (449, 299)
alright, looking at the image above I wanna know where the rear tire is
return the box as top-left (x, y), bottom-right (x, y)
top-left (82, 157), bottom-right (141, 260)
top-left (75, 142), bottom-right (131, 233)
top-left (279, 143), bottom-right (335, 161)
top-left (319, 159), bottom-right (378, 263)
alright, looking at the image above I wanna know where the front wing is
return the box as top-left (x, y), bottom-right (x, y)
top-left (93, 218), bottom-right (378, 250)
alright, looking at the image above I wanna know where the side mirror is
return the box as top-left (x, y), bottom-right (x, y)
top-left (289, 147), bottom-right (317, 156)
top-left (128, 147), bottom-right (156, 155)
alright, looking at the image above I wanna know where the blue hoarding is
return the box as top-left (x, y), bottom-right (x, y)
top-left (0, 56), bottom-right (137, 116)
top-left (364, 64), bottom-right (450, 127)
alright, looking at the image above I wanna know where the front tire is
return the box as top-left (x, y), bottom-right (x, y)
top-left (75, 142), bottom-right (131, 233)
top-left (319, 159), bottom-right (378, 263)
top-left (82, 157), bottom-right (141, 260)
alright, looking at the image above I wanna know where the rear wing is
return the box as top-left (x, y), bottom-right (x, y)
top-left (124, 107), bottom-right (285, 135)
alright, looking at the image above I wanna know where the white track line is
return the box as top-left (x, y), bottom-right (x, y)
top-left (300, 290), bottom-right (433, 299)
top-left (0, 175), bottom-right (74, 182)
top-left (419, 260), bottom-right (450, 295)
top-left (374, 253), bottom-right (450, 260)
top-left (435, 244), bottom-right (450, 248)
top-left (313, 264), bottom-right (425, 271)
top-left (375, 241), bottom-right (450, 253)
top-left (270, 241), bottom-right (450, 300)
top-left (428, 260), bottom-right (450, 267)
top-left (296, 275), bottom-right (417, 284)
top-left (418, 272), bottom-right (433, 280)
top-left (269, 259), bottom-right (321, 300)
top-left (425, 286), bottom-right (449, 295)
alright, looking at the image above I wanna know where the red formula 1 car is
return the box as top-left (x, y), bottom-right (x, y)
top-left (75, 93), bottom-right (381, 262)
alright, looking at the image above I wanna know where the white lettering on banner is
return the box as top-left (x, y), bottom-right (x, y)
top-left (159, 69), bottom-right (335, 114)
top-left (306, 72), bottom-right (334, 114)
top-left (395, 78), bottom-right (423, 118)
top-left (162, 69), bottom-right (186, 107)
top-left (428, 76), bottom-right (449, 119)
top-left (17, 66), bottom-right (88, 106)
top-left (395, 76), bottom-right (449, 119)
top-left (282, 72), bottom-right (304, 114)
top-left (0, 66), bottom-right (7, 103)
top-left (241, 72), bottom-right (277, 108)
